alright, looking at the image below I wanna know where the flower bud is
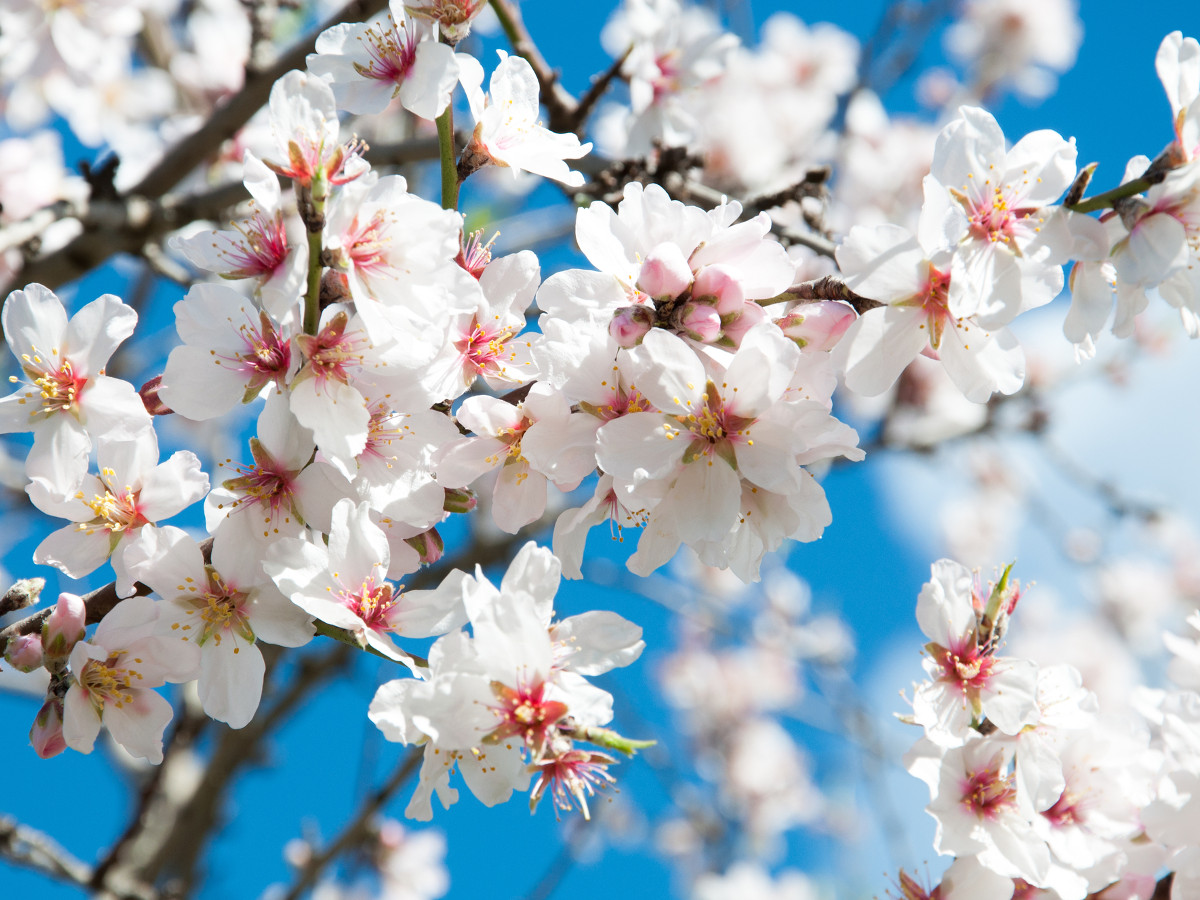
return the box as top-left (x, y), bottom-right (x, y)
top-left (138, 375), bottom-right (174, 416)
top-left (776, 301), bottom-right (856, 351)
top-left (42, 592), bottom-right (86, 661)
top-left (692, 264), bottom-right (745, 314)
top-left (404, 528), bottom-right (444, 566)
top-left (4, 633), bottom-right (43, 672)
top-left (675, 301), bottom-right (722, 343)
top-left (30, 697), bottom-right (66, 759)
top-left (636, 243), bottom-right (693, 301)
top-left (719, 302), bottom-right (769, 348)
top-left (609, 305), bottom-right (655, 348)
top-left (443, 487), bottom-right (477, 514)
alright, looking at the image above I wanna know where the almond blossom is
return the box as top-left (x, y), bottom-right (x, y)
top-left (307, 2), bottom-right (458, 119)
top-left (262, 70), bottom-right (368, 188)
top-left (125, 526), bottom-right (314, 729)
top-left (910, 559), bottom-right (1038, 746)
top-left (457, 51), bottom-right (592, 187)
top-left (27, 429), bottom-right (209, 597)
top-left (832, 223), bottom-right (1025, 402)
top-left (171, 152), bottom-right (309, 324)
top-left (0, 284), bottom-right (151, 475)
top-left (264, 499), bottom-right (469, 668)
top-left (62, 596), bottom-right (199, 764)
top-left (368, 543), bottom-right (641, 820)
top-left (158, 282), bottom-right (296, 421)
top-left (922, 106), bottom-right (1075, 328)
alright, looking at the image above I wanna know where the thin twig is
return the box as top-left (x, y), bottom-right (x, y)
top-left (279, 746), bottom-right (424, 900)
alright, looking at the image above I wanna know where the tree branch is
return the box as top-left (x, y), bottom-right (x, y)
top-left (279, 746), bottom-right (424, 900)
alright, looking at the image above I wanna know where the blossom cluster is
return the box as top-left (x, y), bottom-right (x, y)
top-left (901, 559), bottom-right (1200, 900)
top-left (1, 4), bottom-right (1200, 898)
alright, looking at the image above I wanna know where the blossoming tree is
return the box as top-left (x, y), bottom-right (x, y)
top-left (1, 1), bottom-right (1199, 899)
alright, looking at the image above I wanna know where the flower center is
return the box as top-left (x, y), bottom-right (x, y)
top-left (353, 14), bottom-right (418, 84)
top-left (342, 577), bottom-right (398, 632)
top-left (79, 653), bottom-right (140, 713)
top-left (961, 762), bottom-right (1016, 819)
top-left (484, 679), bottom-right (568, 756)
top-left (220, 209), bottom-right (290, 277)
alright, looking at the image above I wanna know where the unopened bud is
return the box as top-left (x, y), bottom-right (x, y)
top-left (637, 242), bottom-right (693, 301)
top-left (692, 264), bottom-right (745, 314)
top-left (138, 376), bottom-right (173, 416)
top-left (30, 697), bottom-right (66, 759)
top-left (675, 301), bottom-right (722, 343)
top-left (609, 305), bottom-right (655, 348)
top-left (42, 592), bottom-right (86, 661)
top-left (4, 633), bottom-right (43, 672)
top-left (776, 301), bottom-right (856, 351)
top-left (719, 302), bottom-right (769, 348)
top-left (443, 487), bottom-right (477, 514)
top-left (404, 528), bottom-right (444, 566)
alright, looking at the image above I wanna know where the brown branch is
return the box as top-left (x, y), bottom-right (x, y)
top-left (0, 814), bottom-right (160, 900)
top-left (784, 275), bottom-right (880, 314)
top-left (110, 644), bottom-right (353, 894)
top-left (279, 746), bottom-right (424, 900)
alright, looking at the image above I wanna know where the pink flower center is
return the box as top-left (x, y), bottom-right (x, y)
top-left (79, 653), bottom-right (141, 713)
top-left (1042, 788), bottom-right (1086, 828)
top-left (76, 474), bottom-right (145, 536)
top-left (340, 577), bottom-right (399, 632)
top-left (960, 761), bottom-right (1017, 820)
top-left (353, 14), bottom-right (418, 85)
top-left (219, 438), bottom-right (301, 530)
top-left (296, 312), bottom-right (366, 388)
top-left (932, 641), bottom-right (995, 693)
top-left (529, 748), bottom-right (617, 819)
top-left (484, 678), bottom-right (568, 755)
top-left (342, 208), bottom-right (396, 276)
top-left (174, 567), bottom-right (254, 648)
top-left (220, 209), bottom-right (290, 278)
top-left (457, 317), bottom-right (516, 378)
top-left (22, 357), bottom-right (88, 417)
top-left (219, 310), bottom-right (291, 392)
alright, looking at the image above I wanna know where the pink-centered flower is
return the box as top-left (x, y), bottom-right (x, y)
top-left (28, 430), bottom-right (209, 597)
top-left (0, 284), bottom-right (151, 475)
top-left (911, 559), bottom-right (1038, 746)
top-left (308, 2), bottom-right (459, 119)
top-left (160, 282), bottom-right (296, 421)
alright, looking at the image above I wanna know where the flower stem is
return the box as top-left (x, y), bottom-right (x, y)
top-left (436, 105), bottom-right (460, 211)
top-left (1066, 175), bottom-right (1154, 214)
top-left (303, 226), bottom-right (323, 335)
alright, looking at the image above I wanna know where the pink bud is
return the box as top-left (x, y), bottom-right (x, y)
top-left (4, 633), bottom-right (43, 672)
top-left (692, 264), bottom-right (745, 314)
top-left (42, 592), bottom-right (86, 661)
top-left (31, 697), bottom-right (66, 758)
top-left (404, 528), bottom-right (444, 566)
top-left (138, 375), bottom-right (174, 416)
top-left (675, 302), bottom-right (722, 343)
top-left (609, 305), bottom-right (655, 348)
top-left (636, 243), bottom-right (693, 300)
top-left (775, 302), bottom-right (856, 351)
top-left (443, 487), bottom-right (477, 514)
top-left (720, 302), bottom-right (769, 348)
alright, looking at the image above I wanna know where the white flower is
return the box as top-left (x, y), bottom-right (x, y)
top-left (28, 429), bottom-right (209, 597)
top-left (264, 499), bottom-right (469, 668)
top-left (0, 284), bottom-right (151, 475)
top-left (833, 222), bottom-right (1025, 402)
top-left (63, 596), bottom-right (199, 764)
top-left (159, 282), bottom-right (297, 421)
top-left (307, 2), bottom-right (458, 119)
top-left (126, 526), bottom-right (313, 729)
top-left (458, 51), bottom-right (592, 187)
top-left (922, 106), bottom-right (1076, 328)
